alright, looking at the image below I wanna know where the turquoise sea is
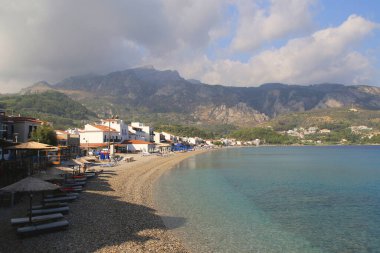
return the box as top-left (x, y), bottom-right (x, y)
top-left (155, 146), bottom-right (380, 253)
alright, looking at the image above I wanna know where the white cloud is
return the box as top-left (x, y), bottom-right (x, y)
top-left (230, 0), bottom-right (317, 52)
top-left (201, 15), bottom-right (379, 86)
top-left (0, 0), bottom-right (227, 92)
top-left (0, 1), bottom-right (378, 93)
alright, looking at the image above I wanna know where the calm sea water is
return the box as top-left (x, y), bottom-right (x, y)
top-left (155, 146), bottom-right (380, 253)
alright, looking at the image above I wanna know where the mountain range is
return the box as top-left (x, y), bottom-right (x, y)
top-left (17, 66), bottom-right (380, 127)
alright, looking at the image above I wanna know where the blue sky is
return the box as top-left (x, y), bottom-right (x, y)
top-left (0, 0), bottom-right (379, 92)
top-left (318, 0), bottom-right (380, 52)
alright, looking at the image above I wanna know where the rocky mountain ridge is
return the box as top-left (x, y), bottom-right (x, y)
top-left (20, 67), bottom-right (380, 127)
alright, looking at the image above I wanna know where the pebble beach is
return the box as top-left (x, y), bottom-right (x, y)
top-left (0, 150), bottom-right (209, 253)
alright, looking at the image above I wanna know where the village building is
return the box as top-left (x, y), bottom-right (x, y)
top-left (128, 122), bottom-right (154, 142)
top-left (153, 131), bottom-right (165, 144)
top-left (205, 140), bottom-right (213, 145)
top-left (320, 129), bottom-right (331, 134)
top-left (350, 125), bottom-right (372, 133)
top-left (55, 130), bottom-right (81, 159)
top-left (161, 131), bottom-right (178, 143)
top-left (100, 118), bottom-right (129, 142)
top-left (0, 109), bottom-right (10, 142)
top-left (5, 116), bottom-right (43, 143)
top-left (118, 139), bottom-right (155, 153)
top-left (79, 124), bottom-right (119, 148)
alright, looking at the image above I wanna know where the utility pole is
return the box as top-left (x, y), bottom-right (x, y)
top-left (108, 118), bottom-right (111, 154)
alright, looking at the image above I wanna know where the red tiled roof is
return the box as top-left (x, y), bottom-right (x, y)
top-left (121, 140), bottom-right (153, 145)
top-left (91, 125), bottom-right (117, 132)
top-left (80, 143), bottom-right (108, 148)
top-left (6, 116), bottom-right (43, 123)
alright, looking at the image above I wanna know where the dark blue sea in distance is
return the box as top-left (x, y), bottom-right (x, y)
top-left (155, 146), bottom-right (380, 253)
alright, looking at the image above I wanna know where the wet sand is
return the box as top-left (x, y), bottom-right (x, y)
top-left (0, 150), bottom-right (209, 253)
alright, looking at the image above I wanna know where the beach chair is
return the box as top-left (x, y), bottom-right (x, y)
top-left (30, 206), bottom-right (69, 215)
top-left (73, 177), bottom-right (87, 182)
top-left (72, 175), bottom-right (86, 179)
top-left (45, 192), bottom-right (79, 198)
top-left (43, 195), bottom-right (77, 203)
top-left (100, 163), bottom-right (115, 167)
top-left (84, 172), bottom-right (96, 178)
top-left (61, 186), bottom-right (83, 192)
top-left (31, 202), bottom-right (68, 210)
top-left (11, 213), bottom-right (64, 226)
top-left (17, 219), bottom-right (69, 237)
top-left (64, 181), bottom-right (86, 187)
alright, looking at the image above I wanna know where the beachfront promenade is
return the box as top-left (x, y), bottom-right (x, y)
top-left (0, 151), bottom-right (209, 253)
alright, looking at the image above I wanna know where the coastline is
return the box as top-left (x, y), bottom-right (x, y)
top-left (0, 149), bottom-right (211, 253)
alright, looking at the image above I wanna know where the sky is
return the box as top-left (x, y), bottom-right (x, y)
top-left (0, 0), bottom-right (379, 93)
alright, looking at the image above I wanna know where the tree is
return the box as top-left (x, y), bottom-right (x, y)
top-left (31, 124), bottom-right (57, 146)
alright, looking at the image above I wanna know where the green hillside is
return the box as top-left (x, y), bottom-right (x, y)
top-left (0, 91), bottom-right (97, 129)
top-left (259, 108), bottom-right (380, 131)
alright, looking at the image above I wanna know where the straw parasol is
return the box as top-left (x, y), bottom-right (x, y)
top-left (32, 172), bottom-right (63, 181)
top-left (7, 141), bottom-right (57, 150)
top-left (0, 176), bottom-right (60, 223)
top-left (62, 159), bottom-right (84, 174)
top-left (8, 141), bottom-right (58, 172)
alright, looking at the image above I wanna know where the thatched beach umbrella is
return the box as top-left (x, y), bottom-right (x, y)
top-left (63, 159), bottom-right (83, 174)
top-left (32, 172), bottom-right (63, 181)
top-left (8, 141), bottom-right (58, 172)
top-left (7, 141), bottom-right (57, 150)
top-left (0, 176), bottom-right (60, 223)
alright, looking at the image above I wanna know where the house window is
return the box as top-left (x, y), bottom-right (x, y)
top-left (28, 125), bottom-right (33, 138)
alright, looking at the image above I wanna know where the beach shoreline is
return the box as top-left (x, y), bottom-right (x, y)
top-left (0, 149), bottom-right (212, 253)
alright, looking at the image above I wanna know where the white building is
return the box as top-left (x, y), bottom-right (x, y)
top-left (100, 119), bottom-right (129, 142)
top-left (320, 129), bottom-right (331, 134)
top-left (79, 124), bottom-right (119, 146)
top-left (153, 131), bottom-right (164, 144)
top-left (128, 122), bottom-right (154, 142)
top-left (8, 116), bottom-right (43, 143)
top-left (121, 139), bottom-right (155, 153)
top-left (79, 118), bottom-right (130, 148)
top-left (161, 131), bottom-right (178, 143)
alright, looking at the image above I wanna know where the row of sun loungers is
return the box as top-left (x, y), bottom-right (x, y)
top-left (31, 202), bottom-right (68, 210)
top-left (30, 206), bottom-right (70, 216)
top-left (11, 170), bottom-right (101, 237)
top-left (11, 213), bottom-right (64, 226)
top-left (17, 220), bottom-right (70, 236)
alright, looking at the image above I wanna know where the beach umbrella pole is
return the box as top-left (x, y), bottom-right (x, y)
top-left (29, 193), bottom-right (33, 223)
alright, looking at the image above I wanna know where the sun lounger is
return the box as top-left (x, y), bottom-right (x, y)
top-left (17, 219), bottom-right (69, 237)
top-left (63, 183), bottom-right (85, 188)
top-left (100, 163), bottom-right (115, 167)
top-left (72, 175), bottom-right (86, 179)
top-left (74, 175), bottom-right (87, 179)
top-left (66, 177), bottom-right (86, 182)
top-left (43, 195), bottom-right (77, 203)
top-left (62, 186), bottom-right (82, 192)
top-left (64, 181), bottom-right (86, 186)
top-left (84, 172), bottom-right (96, 178)
top-left (31, 202), bottom-right (68, 210)
top-left (11, 213), bottom-right (64, 226)
top-left (46, 192), bottom-right (79, 198)
top-left (31, 206), bottom-right (69, 215)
